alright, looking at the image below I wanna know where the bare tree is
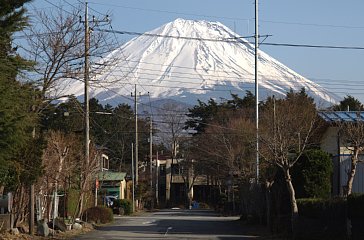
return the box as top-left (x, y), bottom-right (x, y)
top-left (157, 102), bottom-right (187, 201)
top-left (76, 144), bottom-right (100, 218)
top-left (177, 137), bottom-right (203, 206)
top-left (37, 130), bottom-right (79, 219)
top-left (260, 91), bottom-right (318, 228)
top-left (37, 129), bottom-right (100, 219)
top-left (23, 5), bottom-right (118, 103)
top-left (198, 112), bottom-right (256, 184)
top-left (337, 118), bottom-right (364, 196)
top-left (189, 110), bottom-right (256, 216)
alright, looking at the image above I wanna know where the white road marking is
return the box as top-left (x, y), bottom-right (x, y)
top-left (142, 220), bottom-right (155, 224)
top-left (164, 226), bottom-right (173, 236)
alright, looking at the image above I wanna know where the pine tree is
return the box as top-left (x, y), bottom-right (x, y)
top-left (0, 0), bottom-right (36, 189)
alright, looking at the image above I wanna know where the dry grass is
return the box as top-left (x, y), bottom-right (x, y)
top-left (0, 224), bottom-right (94, 240)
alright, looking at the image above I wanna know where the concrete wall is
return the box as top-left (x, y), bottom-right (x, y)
top-left (320, 126), bottom-right (339, 155)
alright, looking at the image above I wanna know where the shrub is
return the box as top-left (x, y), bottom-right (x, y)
top-left (295, 198), bottom-right (347, 240)
top-left (217, 193), bottom-right (227, 207)
top-left (198, 202), bottom-right (210, 209)
top-left (82, 206), bottom-right (113, 224)
top-left (297, 198), bottom-right (346, 219)
top-left (348, 193), bottom-right (364, 218)
top-left (348, 194), bottom-right (364, 240)
top-left (114, 199), bottom-right (132, 215)
top-left (292, 149), bottom-right (332, 199)
top-left (297, 198), bottom-right (326, 218)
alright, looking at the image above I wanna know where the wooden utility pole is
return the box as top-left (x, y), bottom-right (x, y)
top-left (29, 184), bottom-right (34, 234)
top-left (84, 2), bottom-right (90, 167)
top-left (131, 143), bottom-right (135, 212)
top-left (133, 85), bottom-right (139, 185)
top-left (156, 151), bottom-right (159, 206)
top-left (29, 110), bottom-right (36, 234)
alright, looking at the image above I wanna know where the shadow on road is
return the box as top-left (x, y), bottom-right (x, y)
top-left (74, 209), bottom-right (268, 240)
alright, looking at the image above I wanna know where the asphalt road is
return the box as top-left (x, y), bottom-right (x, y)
top-left (73, 209), bottom-right (267, 240)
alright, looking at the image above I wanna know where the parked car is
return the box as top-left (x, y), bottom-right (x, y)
top-left (104, 195), bottom-right (118, 208)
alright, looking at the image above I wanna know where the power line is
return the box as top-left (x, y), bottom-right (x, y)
top-left (94, 27), bottom-right (364, 50)
top-left (43, 0), bottom-right (76, 15)
top-left (87, 1), bottom-right (251, 22)
top-left (88, 70), bottom-right (344, 95)
top-left (92, 58), bottom-right (364, 85)
top-left (260, 19), bottom-right (364, 30)
top-left (21, 2), bottom-right (364, 102)
top-left (261, 42), bottom-right (364, 50)
top-left (94, 28), bottom-right (254, 43)
top-left (16, 24), bottom-right (364, 50)
top-left (87, 2), bottom-right (364, 30)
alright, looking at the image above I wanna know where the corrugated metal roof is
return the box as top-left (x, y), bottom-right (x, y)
top-left (318, 111), bottom-right (364, 123)
top-left (98, 171), bottom-right (126, 181)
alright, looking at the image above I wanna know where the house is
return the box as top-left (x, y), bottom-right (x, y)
top-left (318, 111), bottom-right (364, 196)
top-left (95, 147), bottom-right (128, 202)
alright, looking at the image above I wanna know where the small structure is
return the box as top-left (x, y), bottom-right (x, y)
top-left (98, 171), bottom-right (127, 200)
top-left (318, 111), bottom-right (364, 195)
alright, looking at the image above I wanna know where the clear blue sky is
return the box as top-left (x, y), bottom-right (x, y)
top-left (28, 0), bottom-right (364, 102)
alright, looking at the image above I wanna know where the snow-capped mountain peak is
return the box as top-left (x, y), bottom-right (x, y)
top-left (61, 18), bottom-right (338, 106)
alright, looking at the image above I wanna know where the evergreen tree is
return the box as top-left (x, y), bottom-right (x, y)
top-left (0, 0), bottom-right (37, 189)
top-left (185, 98), bottom-right (219, 134)
top-left (0, 0), bottom-right (32, 78)
top-left (185, 91), bottom-right (255, 134)
top-left (292, 149), bottom-right (332, 199)
top-left (226, 91), bottom-right (255, 109)
top-left (333, 95), bottom-right (363, 111)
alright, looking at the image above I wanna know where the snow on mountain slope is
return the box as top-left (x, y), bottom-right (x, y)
top-left (61, 18), bottom-right (338, 106)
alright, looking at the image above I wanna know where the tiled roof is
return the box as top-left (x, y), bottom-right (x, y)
top-left (318, 111), bottom-right (364, 123)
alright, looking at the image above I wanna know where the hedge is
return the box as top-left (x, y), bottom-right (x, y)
top-left (82, 206), bottom-right (113, 224)
top-left (114, 199), bottom-right (132, 215)
top-left (295, 198), bottom-right (347, 240)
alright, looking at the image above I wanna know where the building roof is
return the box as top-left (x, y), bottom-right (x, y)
top-left (98, 171), bottom-right (126, 181)
top-left (318, 111), bottom-right (364, 123)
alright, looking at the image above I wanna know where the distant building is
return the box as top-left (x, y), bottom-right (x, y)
top-left (152, 154), bottom-right (210, 207)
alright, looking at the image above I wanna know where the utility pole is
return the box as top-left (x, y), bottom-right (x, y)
top-left (131, 143), bottom-right (135, 212)
top-left (132, 85), bottom-right (139, 185)
top-left (81, 1), bottom-right (108, 211)
top-left (29, 180), bottom-right (34, 235)
top-left (29, 110), bottom-right (36, 234)
top-left (149, 116), bottom-right (153, 208)
top-left (84, 2), bottom-right (90, 167)
top-left (255, 0), bottom-right (260, 183)
top-left (156, 151), bottom-right (159, 206)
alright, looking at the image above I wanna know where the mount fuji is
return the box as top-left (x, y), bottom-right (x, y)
top-left (61, 18), bottom-right (338, 107)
